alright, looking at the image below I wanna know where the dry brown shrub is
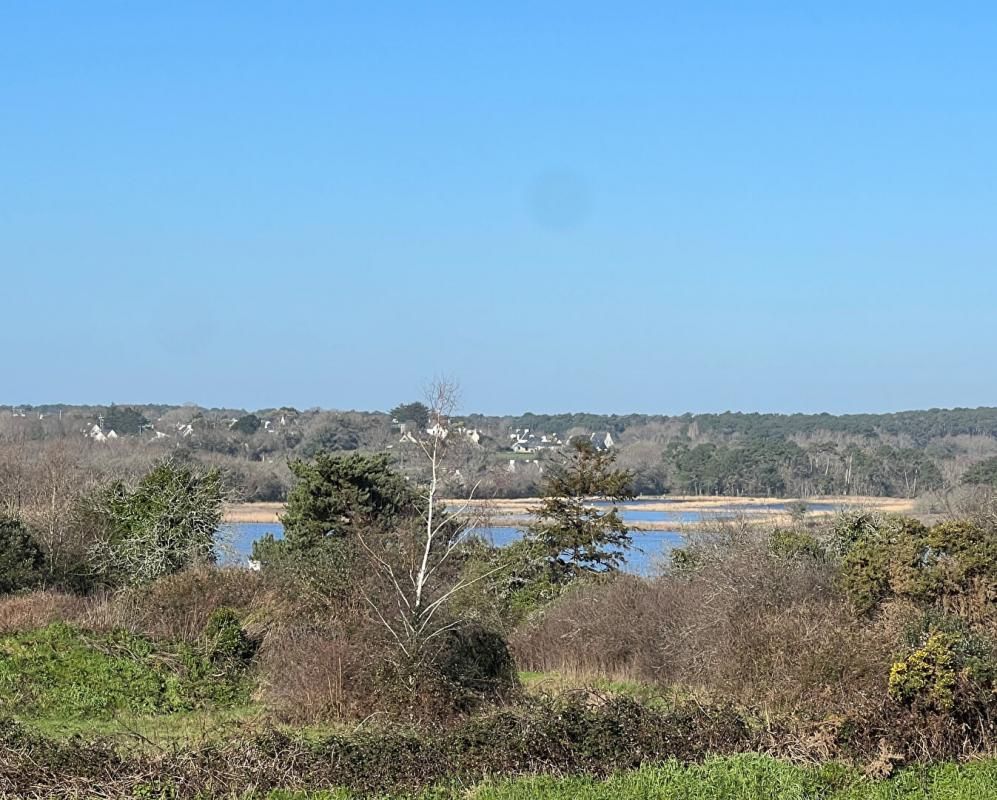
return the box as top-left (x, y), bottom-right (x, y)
top-left (512, 529), bottom-right (892, 719)
top-left (107, 566), bottom-right (269, 642)
top-left (256, 625), bottom-right (379, 722)
top-left (0, 590), bottom-right (93, 634)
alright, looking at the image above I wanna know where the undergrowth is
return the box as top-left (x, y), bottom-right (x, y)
top-left (0, 621), bottom-right (252, 721)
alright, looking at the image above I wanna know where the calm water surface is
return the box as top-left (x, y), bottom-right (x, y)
top-left (219, 498), bottom-right (838, 576)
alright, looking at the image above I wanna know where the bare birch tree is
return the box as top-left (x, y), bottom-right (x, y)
top-left (357, 378), bottom-right (504, 664)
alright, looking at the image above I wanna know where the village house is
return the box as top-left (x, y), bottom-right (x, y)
top-left (509, 428), bottom-right (562, 454)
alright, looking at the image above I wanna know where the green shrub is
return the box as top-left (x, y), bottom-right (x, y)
top-left (0, 517), bottom-right (44, 594)
top-left (836, 513), bottom-right (997, 621)
top-left (204, 607), bottom-right (257, 665)
top-left (889, 632), bottom-right (960, 711)
top-left (769, 528), bottom-right (826, 562)
top-left (888, 619), bottom-right (997, 715)
top-left (88, 459), bottom-right (224, 588)
top-left (0, 623), bottom-right (251, 721)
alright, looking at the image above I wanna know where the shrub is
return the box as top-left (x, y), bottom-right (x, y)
top-left (769, 528), bottom-right (826, 562)
top-left (836, 514), bottom-right (997, 622)
top-left (203, 607), bottom-right (257, 665)
top-left (257, 625), bottom-right (377, 723)
top-left (0, 622), bottom-right (251, 721)
top-left (888, 615), bottom-right (997, 717)
top-left (87, 459), bottom-right (225, 588)
top-left (889, 632), bottom-right (961, 711)
top-left (436, 623), bottom-right (518, 699)
top-left (0, 517), bottom-right (44, 594)
top-left (512, 531), bottom-right (889, 719)
top-left (0, 591), bottom-right (92, 635)
top-left (112, 567), bottom-right (267, 643)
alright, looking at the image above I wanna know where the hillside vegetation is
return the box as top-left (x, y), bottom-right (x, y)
top-left (6, 403), bottom-right (997, 502)
top-left (5, 396), bottom-right (997, 797)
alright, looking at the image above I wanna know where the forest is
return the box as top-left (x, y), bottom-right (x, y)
top-left (4, 403), bottom-right (997, 502)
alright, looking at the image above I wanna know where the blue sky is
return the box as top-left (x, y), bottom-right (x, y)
top-left (3, 3), bottom-right (996, 414)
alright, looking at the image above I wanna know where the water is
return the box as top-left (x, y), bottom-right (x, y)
top-left (218, 500), bottom-right (843, 577)
top-left (471, 525), bottom-right (684, 576)
top-left (217, 522), bottom-right (282, 565)
top-left (219, 521), bottom-right (684, 576)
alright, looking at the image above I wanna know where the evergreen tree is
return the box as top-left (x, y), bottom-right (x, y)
top-left (529, 439), bottom-right (635, 581)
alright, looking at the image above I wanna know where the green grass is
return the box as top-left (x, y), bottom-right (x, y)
top-left (254, 756), bottom-right (997, 799)
top-left (0, 622), bottom-right (250, 724)
top-left (463, 757), bottom-right (997, 799)
top-left (25, 704), bottom-right (262, 745)
top-left (518, 669), bottom-right (672, 705)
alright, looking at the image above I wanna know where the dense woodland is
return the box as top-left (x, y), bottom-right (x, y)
top-left (4, 403), bottom-right (997, 502)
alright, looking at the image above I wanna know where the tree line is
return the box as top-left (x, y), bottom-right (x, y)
top-left (6, 402), bottom-right (997, 499)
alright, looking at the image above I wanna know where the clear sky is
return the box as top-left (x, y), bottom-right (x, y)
top-left (3, 3), bottom-right (996, 415)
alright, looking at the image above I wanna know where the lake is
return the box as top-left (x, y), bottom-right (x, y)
top-left (218, 521), bottom-right (683, 576)
top-left (217, 499), bottom-right (836, 577)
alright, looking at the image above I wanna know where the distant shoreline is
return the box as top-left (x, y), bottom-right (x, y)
top-left (223, 495), bottom-right (916, 527)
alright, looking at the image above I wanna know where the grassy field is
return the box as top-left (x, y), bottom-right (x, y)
top-left (463, 758), bottom-right (997, 800)
top-left (248, 756), bottom-right (997, 798)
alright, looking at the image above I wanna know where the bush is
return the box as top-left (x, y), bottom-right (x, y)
top-left (769, 528), bottom-right (827, 562)
top-left (836, 514), bottom-right (997, 622)
top-left (203, 607), bottom-right (257, 665)
top-left (0, 622), bottom-right (252, 721)
top-left (0, 591), bottom-right (93, 635)
top-left (0, 697), bottom-right (760, 796)
top-left (111, 566), bottom-right (267, 643)
top-left (87, 459), bottom-right (225, 588)
top-left (0, 517), bottom-right (44, 594)
top-left (436, 623), bottom-right (518, 699)
top-left (512, 530), bottom-right (889, 719)
top-left (888, 615), bottom-right (997, 718)
top-left (258, 625), bottom-right (376, 722)
top-left (889, 632), bottom-right (961, 711)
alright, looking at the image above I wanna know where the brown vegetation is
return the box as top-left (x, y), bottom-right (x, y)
top-left (511, 525), bottom-right (890, 719)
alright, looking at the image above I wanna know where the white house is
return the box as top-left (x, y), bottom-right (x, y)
top-left (590, 431), bottom-right (615, 451)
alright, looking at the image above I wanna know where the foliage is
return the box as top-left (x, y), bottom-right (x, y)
top-left (203, 607), bottom-right (257, 665)
top-left (299, 420), bottom-right (361, 458)
top-left (888, 614), bottom-right (997, 715)
top-left (769, 528), bottom-right (827, 562)
top-left (453, 537), bottom-right (567, 631)
top-left (9, 401), bottom-right (993, 502)
top-left (663, 440), bottom-right (942, 498)
top-left (0, 623), bottom-right (249, 721)
top-left (391, 401), bottom-right (430, 429)
top-left (836, 514), bottom-right (997, 621)
top-left (9, 718), bottom-right (997, 799)
top-left (277, 452), bottom-right (419, 554)
top-left (962, 455), bottom-right (997, 486)
top-left (529, 439), bottom-right (636, 581)
top-left (232, 414), bottom-right (262, 435)
top-left (513, 536), bottom-right (887, 720)
top-left (434, 622), bottom-right (519, 701)
top-left (0, 517), bottom-right (44, 594)
top-left (889, 632), bottom-right (961, 711)
top-left (88, 459), bottom-right (224, 587)
top-left (102, 404), bottom-right (149, 435)
top-left (0, 696), bottom-right (758, 796)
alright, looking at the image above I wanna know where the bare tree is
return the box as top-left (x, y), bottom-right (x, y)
top-left (357, 378), bottom-right (505, 663)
